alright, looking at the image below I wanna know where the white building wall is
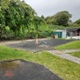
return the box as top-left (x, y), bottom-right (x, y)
top-left (62, 30), bottom-right (67, 38)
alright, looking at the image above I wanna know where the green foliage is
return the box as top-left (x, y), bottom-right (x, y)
top-left (55, 41), bottom-right (80, 50)
top-left (45, 11), bottom-right (72, 26)
top-left (33, 16), bottom-right (47, 38)
top-left (0, 0), bottom-right (36, 40)
top-left (45, 16), bottom-right (57, 25)
top-left (0, 0), bottom-right (10, 9)
top-left (48, 24), bottom-right (66, 30)
top-left (1, 0), bottom-right (78, 40)
top-left (0, 0), bottom-right (51, 40)
top-left (5, 0), bottom-right (35, 36)
top-left (41, 15), bottom-right (45, 20)
top-left (54, 11), bottom-right (72, 26)
top-left (68, 51), bottom-right (80, 58)
top-left (74, 19), bottom-right (80, 25)
top-left (71, 19), bottom-right (80, 27)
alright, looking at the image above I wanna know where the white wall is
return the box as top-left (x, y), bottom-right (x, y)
top-left (62, 30), bottom-right (67, 38)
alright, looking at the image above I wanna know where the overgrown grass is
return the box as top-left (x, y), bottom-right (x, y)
top-left (68, 51), bottom-right (80, 58)
top-left (0, 45), bottom-right (80, 80)
top-left (55, 40), bottom-right (80, 50)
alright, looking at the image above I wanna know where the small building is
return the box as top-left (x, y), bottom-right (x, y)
top-left (53, 28), bottom-right (80, 39)
top-left (66, 28), bottom-right (80, 36)
top-left (53, 30), bottom-right (67, 38)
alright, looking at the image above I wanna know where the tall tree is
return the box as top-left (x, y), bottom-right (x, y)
top-left (54, 11), bottom-right (72, 26)
top-left (45, 11), bottom-right (72, 26)
top-left (41, 15), bottom-right (45, 20)
top-left (3, 0), bottom-right (36, 38)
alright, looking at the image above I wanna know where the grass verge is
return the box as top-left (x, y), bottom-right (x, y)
top-left (68, 51), bottom-right (80, 58)
top-left (55, 40), bottom-right (80, 50)
top-left (0, 45), bottom-right (80, 80)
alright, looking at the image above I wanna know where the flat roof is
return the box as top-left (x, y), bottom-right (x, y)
top-left (63, 27), bottom-right (80, 32)
top-left (54, 30), bottom-right (65, 32)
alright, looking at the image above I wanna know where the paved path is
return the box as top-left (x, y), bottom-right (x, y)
top-left (0, 38), bottom-right (74, 52)
top-left (47, 49), bottom-right (80, 64)
top-left (0, 60), bottom-right (62, 80)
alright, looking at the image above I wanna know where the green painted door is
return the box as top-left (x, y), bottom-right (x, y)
top-left (53, 32), bottom-right (62, 38)
top-left (58, 32), bottom-right (62, 38)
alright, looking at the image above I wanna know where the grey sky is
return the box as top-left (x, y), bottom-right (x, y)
top-left (24, 0), bottom-right (80, 22)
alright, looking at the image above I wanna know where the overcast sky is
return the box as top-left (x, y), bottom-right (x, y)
top-left (24, 0), bottom-right (80, 22)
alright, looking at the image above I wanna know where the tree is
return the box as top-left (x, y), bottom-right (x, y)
top-left (41, 15), bottom-right (45, 20)
top-left (0, 0), bottom-right (10, 9)
top-left (71, 19), bottom-right (80, 27)
top-left (0, 0), bottom-right (36, 39)
top-left (74, 19), bottom-right (80, 25)
top-left (33, 16), bottom-right (46, 44)
top-left (45, 16), bottom-right (55, 24)
top-left (45, 11), bottom-right (72, 26)
top-left (54, 11), bottom-right (72, 26)
top-left (0, 1), bottom-right (7, 40)
top-left (0, 0), bottom-right (50, 40)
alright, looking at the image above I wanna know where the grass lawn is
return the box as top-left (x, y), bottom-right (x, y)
top-left (0, 45), bottom-right (80, 80)
top-left (68, 51), bottom-right (80, 58)
top-left (55, 40), bottom-right (80, 50)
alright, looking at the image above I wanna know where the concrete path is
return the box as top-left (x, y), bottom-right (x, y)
top-left (47, 49), bottom-right (80, 64)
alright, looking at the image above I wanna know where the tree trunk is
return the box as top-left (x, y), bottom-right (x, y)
top-left (35, 32), bottom-right (39, 44)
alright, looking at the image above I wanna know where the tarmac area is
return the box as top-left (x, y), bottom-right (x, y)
top-left (2, 38), bottom-right (74, 52)
top-left (0, 60), bottom-right (62, 80)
